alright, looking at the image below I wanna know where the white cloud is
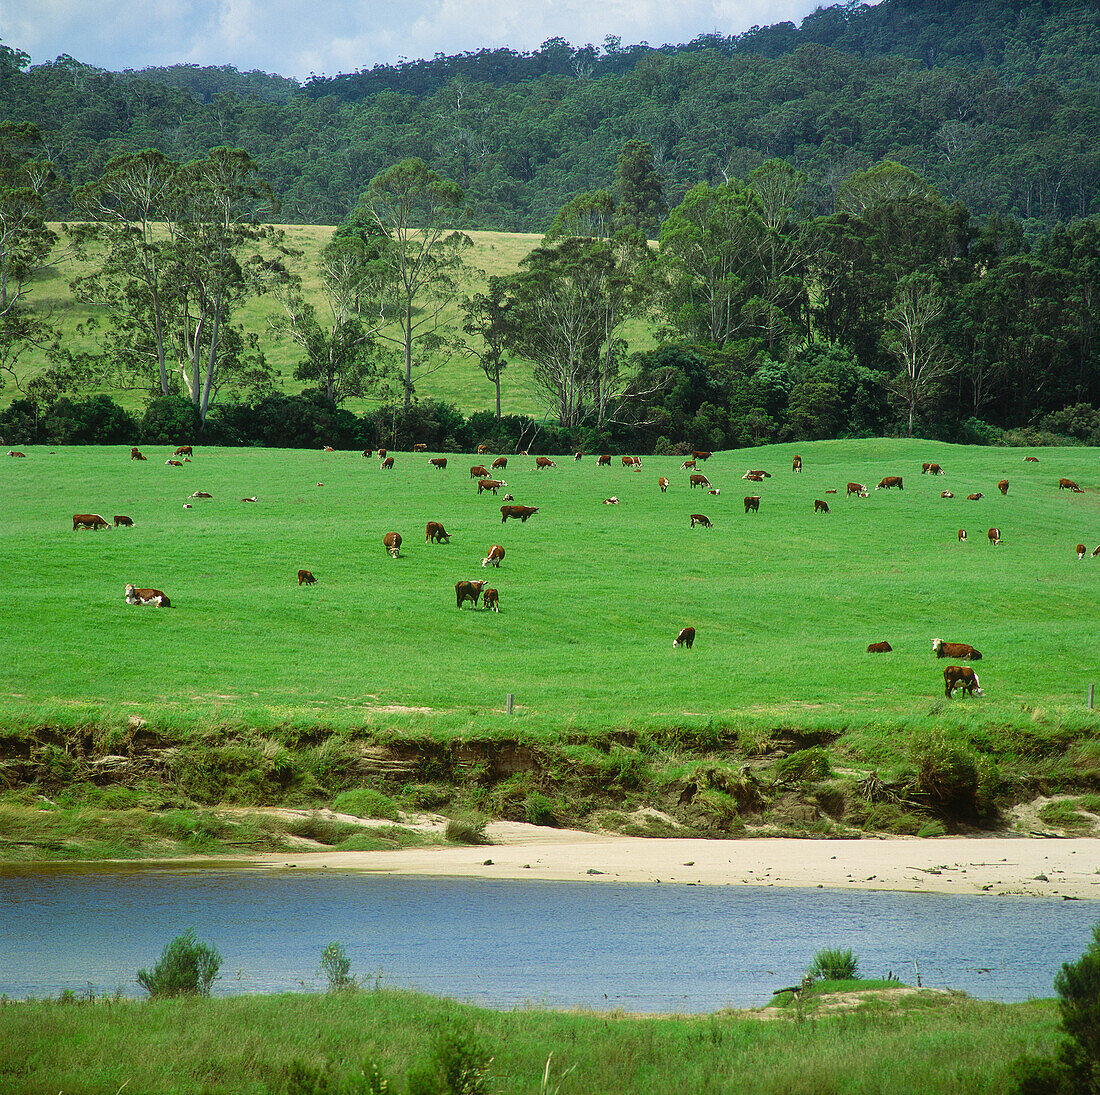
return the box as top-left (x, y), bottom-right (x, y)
top-left (3, 0), bottom-right (836, 80)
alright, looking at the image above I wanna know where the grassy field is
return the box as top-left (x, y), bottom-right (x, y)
top-left (14, 225), bottom-right (656, 418)
top-left (0, 985), bottom-right (1064, 1094)
top-left (3, 437), bottom-right (1099, 743)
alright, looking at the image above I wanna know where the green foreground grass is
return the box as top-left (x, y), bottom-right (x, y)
top-left (0, 986), bottom-right (1063, 1095)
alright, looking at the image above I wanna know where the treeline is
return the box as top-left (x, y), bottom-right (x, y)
top-left (3, 0), bottom-right (1100, 228)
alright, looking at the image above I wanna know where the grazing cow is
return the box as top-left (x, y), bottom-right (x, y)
top-left (1059, 478), bottom-right (1083, 492)
top-left (814, 499), bottom-right (830, 513)
top-left (658, 476), bottom-right (669, 492)
top-left (673, 626), bottom-right (695, 648)
top-left (470, 465), bottom-right (490, 479)
top-left (426, 521), bottom-right (450, 543)
top-left (501, 504), bottom-right (538, 523)
top-left (175, 445), bottom-right (193, 457)
top-left (455, 579), bottom-right (486, 608)
top-left (932, 637), bottom-right (982, 660)
top-left (477, 444), bottom-right (488, 455)
top-left (681, 459), bottom-right (696, 471)
top-left (941, 490), bottom-right (954, 498)
top-left (362, 449), bottom-right (372, 458)
top-left (535, 456), bottom-right (557, 469)
top-left (323, 445), bottom-right (335, 452)
top-left (847, 482), bottom-right (869, 498)
top-left (597, 454), bottom-right (611, 466)
top-left (921, 463), bottom-right (931, 474)
top-left (944, 665), bottom-right (982, 698)
top-left (124, 583), bottom-right (170, 607)
top-left (377, 449), bottom-right (387, 459)
top-left (414, 443), bottom-right (426, 451)
top-left (383, 531), bottom-right (402, 558)
top-left (967, 493), bottom-right (983, 501)
top-left (574, 451), bottom-right (583, 461)
top-left (929, 463), bottom-right (943, 475)
top-left (988, 527), bottom-right (1001, 545)
top-left (690, 513), bottom-right (712, 528)
top-left (689, 473), bottom-right (710, 489)
top-left (792, 454), bottom-right (802, 473)
top-left (483, 588), bottom-right (499, 612)
top-left (1077, 543), bottom-right (1086, 559)
top-left (73, 513), bottom-right (109, 531)
top-left (998, 479), bottom-right (1009, 495)
top-left (190, 490), bottom-right (212, 499)
top-left (491, 456), bottom-right (508, 470)
top-left (166, 459), bottom-right (183, 466)
top-left (482, 544), bottom-right (505, 567)
top-left (1093, 545), bottom-right (1100, 557)
top-left (130, 448), bottom-right (146, 460)
top-left (478, 478), bottom-right (505, 494)
top-left (744, 495), bottom-right (760, 513)
top-left (867, 641), bottom-right (892, 653)
top-left (876, 476), bottom-right (903, 490)
top-left (692, 451), bottom-right (712, 462)
top-left (622, 455), bottom-right (641, 467)
top-left (958, 529), bottom-right (967, 541)
top-left (297, 569), bottom-right (317, 585)
top-left (519, 450), bottom-right (529, 456)
top-left (1024, 455), bottom-right (1039, 462)
top-left (604, 496), bottom-right (619, 505)
top-left (7, 450), bottom-right (26, 457)
top-left (113, 515), bottom-right (133, 528)
top-left (429, 457), bottom-right (447, 469)
top-left (380, 456), bottom-right (394, 469)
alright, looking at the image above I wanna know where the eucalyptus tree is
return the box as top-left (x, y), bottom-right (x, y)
top-left (461, 275), bottom-right (512, 420)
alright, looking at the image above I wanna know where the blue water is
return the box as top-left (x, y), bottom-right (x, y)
top-left (2, 866), bottom-right (1096, 1011)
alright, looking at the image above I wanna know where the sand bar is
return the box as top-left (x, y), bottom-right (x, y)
top-left (245, 828), bottom-right (1100, 900)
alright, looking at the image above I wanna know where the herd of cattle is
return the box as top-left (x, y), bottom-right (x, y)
top-left (21, 438), bottom-right (1092, 701)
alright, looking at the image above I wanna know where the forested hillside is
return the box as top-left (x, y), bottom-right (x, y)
top-left (3, 0), bottom-right (1100, 229)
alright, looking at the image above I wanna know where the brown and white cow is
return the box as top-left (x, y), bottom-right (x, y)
top-left (744, 495), bottom-right (760, 513)
top-left (7, 450), bottom-right (26, 457)
top-left (622, 455), bottom-right (641, 467)
top-left (689, 473), bottom-right (710, 489)
top-left (1024, 455), bottom-right (1039, 462)
top-left (501, 504), bottom-right (538, 523)
top-left (673, 626), bottom-right (695, 648)
top-left (876, 476), bottom-right (903, 490)
top-left (73, 513), bottom-right (109, 531)
top-left (708, 488), bottom-right (720, 496)
top-left (483, 587), bottom-right (499, 612)
top-left (502, 494), bottom-right (514, 502)
top-left (113, 515), bottom-right (134, 528)
top-left (966, 493), bottom-right (983, 501)
top-left (478, 478), bottom-right (505, 494)
top-left (692, 451), bottom-right (712, 462)
top-left (470, 465), bottom-right (490, 479)
top-left (597, 454), bottom-right (611, 466)
top-left (867, 641), bottom-right (892, 653)
top-left (130, 447), bottom-right (146, 460)
top-left (428, 457), bottom-right (447, 469)
top-left (574, 451), bottom-right (583, 461)
top-left (742, 472), bottom-right (764, 483)
top-left (847, 482), bottom-right (869, 497)
top-left (477, 444), bottom-right (488, 455)
top-left (380, 456), bottom-right (394, 469)
top-left (124, 583), bottom-right (170, 607)
top-left (323, 445), bottom-right (335, 452)
top-left (745, 469), bottom-right (771, 479)
top-left (958, 529), bottom-right (967, 541)
top-left (165, 459), bottom-right (183, 466)
top-left (1093, 545), bottom-right (1100, 557)
top-left (383, 531), bottom-right (402, 558)
top-left (455, 579), bottom-right (487, 608)
top-left (175, 445), bottom-right (193, 457)
top-left (814, 499), bottom-right (830, 513)
top-left (932, 637), bottom-right (982, 660)
top-left (426, 521), bottom-right (450, 543)
top-left (241, 496), bottom-right (257, 503)
top-left (413, 443), bottom-right (427, 451)
top-left (377, 448), bottom-right (387, 459)
top-left (941, 490), bottom-right (954, 498)
top-left (658, 476), bottom-right (669, 492)
top-left (944, 664), bottom-right (982, 698)
top-left (297, 569), bottom-right (317, 585)
top-left (535, 456), bottom-right (557, 469)
top-left (921, 462), bottom-right (943, 475)
top-left (190, 491), bottom-right (212, 499)
top-left (603, 496), bottom-right (619, 505)
top-left (690, 513), bottom-right (712, 528)
top-left (482, 544), bottom-right (505, 567)
top-left (491, 456), bottom-right (508, 470)
top-left (792, 454), bottom-right (802, 473)
top-left (988, 527), bottom-right (1001, 545)
top-left (998, 479), bottom-right (1009, 495)
top-left (1059, 478), bottom-right (1083, 492)
top-left (681, 459), bottom-right (696, 471)
top-left (1077, 543), bottom-right (1087, 559)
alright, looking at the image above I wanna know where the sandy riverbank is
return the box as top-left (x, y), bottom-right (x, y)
top-left (244, 825), bottom-right (1100, 900)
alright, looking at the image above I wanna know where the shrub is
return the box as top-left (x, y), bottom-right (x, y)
top-left (909, 730), bottom-right (980, 816)
top-left (445, 814), bottom-right (490, 845)
top-left (524, 793), bottom-right (556, 827)
top-left (137, 929), bottom-right (221, 997)
top-left (319, 941), bottom-right (356, 991)
top-left (42, 395), bottom-right (137, 444)
top-left (333, 788), bottom-right (400, 821)
top-left (406, 1025), bottom-right (493, 1095)
top-left (140, 394), bottom-right (201, 445)
top-left (774, 747), bottom-right (830, 784)
top-left (808, 947), bottom-right (859, 981)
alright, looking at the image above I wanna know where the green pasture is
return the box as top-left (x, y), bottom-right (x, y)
top-left (2, 438), bottom-right (1099, 740)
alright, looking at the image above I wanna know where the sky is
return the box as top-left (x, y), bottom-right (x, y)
top-left (2, 1), bottom-right (841, 82)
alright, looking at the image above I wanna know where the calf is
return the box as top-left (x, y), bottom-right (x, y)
top-left (502, 494), bottom-right (514, 502)
top-left (73, 513), bottom-right (109, 531)
top-left (470, 465), bottom-right (490, 479)
top-left (692, 451), bottom-right (712, 462)
top-left (744, 495), bottom-right (760, 513)
top-left (501, 504), bottom-right (538, 523)
top-left (7, 450), bottom-right (26, 457)
top-left (743, 472), bottom-right (764, 483)
top-left (689, 473), bottom-right (710, 489)
top-left (482, 544), bottom-right (505, 567)
top-left (477, 444), bottom-right (488, 455)
top-left (998, 479), bottom-right (1009, 495)
top-left (792, 454), bottom-right (802, 473)
top-left (491, 456), bottom-right (508, 470)
top-left (966, 493), bottom-right (983, 501)
top-left (958, 529), bottom-right (967, 541)
top-left (1059, 478), bottom-right (1083, 492)
top-left (690, 513), bottom-right (712, 528)
top-left (944, 664), bottom-right (982, 698)
top-left (603, 496), bottom-right (619, 504)
top-left (323, 445), bottom-right (335, 452)
top-left (814, 499), bottom-right (829, 513)
top-left (456, 579), bottom-right (486, 608)
top-left (478, 478), bottom-right (505, 494)
top-left (124, 583), bottom-right (170, 607)
top-left (190, 490), bottom-right (212, 499)
top-left (428, 457), bottom-right (447, 469)
top-left (130, 447), bottom-right (146, 460)
top-left (174, 445), bottom-right (193, 457)
top-left (426, 521), bottom-right (450, 543)
top-left (483, 587), bottom-right (499, 612)
top-left (574, 451), bottom-right (583, 461)
top-left (1077, 543), bottom-right (1086, 559)
top-left (535, 456), bottom-right (557, 469)
top-left (932, 637), bottom-right (982, 660)
top-left (297, 569), bottom-right (317, 585)
top-left (658, 476), bottom-right (669, 492)
top-left (867, 641), bottom-right (892, 653)
top-left (673, 626), bottom-right (695, 648)
top-left (876, 476), bottom-right (903, 490)
top-left (414, 443), bottom-right (427, 451)
top-left (241, 496), bottom-right (257, 503)
top-left (113, 515), bottom-right (134, 528)
top-left (597, 454), bottom-right (611, 466)
top-left (1024, 455), bottom-right (1039, 462)
top-left (847, 482), bottom-right (869, 497)
top-left (165, 459), bottom-right (183, 466)
top-left (681, 459), bottom-right (696, 470)
top-left (708, 488), bottom-right (720, 495)
top-left (988, 527), bottom-right (1001, 545)
top-left (377, 448), bottom-right (387, 459)
top-left (941, 490), bottom-right (954, 498)
top-left (383, 531), bottom-right (402, 558)
top-left (380, 456), bottom-right (394, 469)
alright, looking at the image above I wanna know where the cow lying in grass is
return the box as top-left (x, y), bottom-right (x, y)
top-left (933, 637), bottom-right (981, 660)
top-left (125, 583), bottom-right (170, 607)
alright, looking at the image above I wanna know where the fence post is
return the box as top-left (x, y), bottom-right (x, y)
top-left (1089, 684), bottom-right (1095, 710)
top-left (506, 693), bottom-right (514, 715)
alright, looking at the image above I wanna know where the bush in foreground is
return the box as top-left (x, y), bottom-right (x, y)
top-left (137, 928), bottom-right (222, 997)
top-left (809, 947), bottom-right (859, 981)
